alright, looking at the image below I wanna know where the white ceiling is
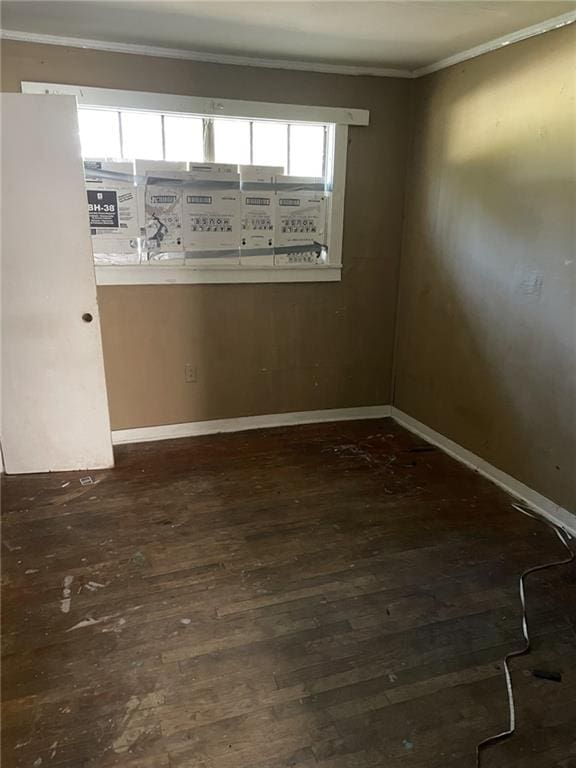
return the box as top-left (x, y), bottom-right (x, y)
top-left (2, 1), bottom-right (575, 73)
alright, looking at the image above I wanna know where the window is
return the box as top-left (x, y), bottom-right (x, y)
top-left (78, 108), bottom-right (121, 158)
top-left (121, 111), bottom-right (163, 160)
top-left (164, 115), bottom-right (204, 162)
top-left (22, 82), bottom-right (369, 284)
top-left (289, 124), bottom-right (326, 177)
top-left (77, 108), bottom-right (327, 178)
top-left (213, 118), bottom-right (251, 165)
top-left (252, 121), bottom-right (288, 171)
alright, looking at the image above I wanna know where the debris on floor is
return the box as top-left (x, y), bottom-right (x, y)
top-left (532, 668), bottom-right (562, 683)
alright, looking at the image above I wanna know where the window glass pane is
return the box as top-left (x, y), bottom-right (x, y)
top-left (164, 115), bottom-right (204, 162)
top-left (78, 109), bottom-right (121, 158)
top-left (289, 124), bottom-right (325, 177)
top-left (121, 111), bottom-right (163, 160)
top-left (252, 121), bottom-right (288, 171)
top-left (213, 118), bottom-right (251, 165)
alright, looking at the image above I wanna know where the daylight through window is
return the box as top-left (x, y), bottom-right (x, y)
top-left (78, 107), bottom-right (328, 177)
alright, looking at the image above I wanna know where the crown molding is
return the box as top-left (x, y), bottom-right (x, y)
top-left (413, 11), bottom-right (576, 77)
top-left (0, 28), bottom-right (412, 79)
top-left (2, 10), bottom-right (575, 82)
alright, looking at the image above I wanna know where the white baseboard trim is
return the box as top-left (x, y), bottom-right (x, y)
top-left (391, 407), bottom-right (576, 537)
top-left (111, 403), bottom-right (574, 536)
top-left (112, 405), bottom-right (392, 445)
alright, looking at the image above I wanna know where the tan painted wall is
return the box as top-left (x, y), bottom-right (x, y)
top-left (395, 26), bottom-right (576, 511)
top-left (1, 40), bottom-right (412, 429)
top-left (2, 31), bottom-right (574, 510)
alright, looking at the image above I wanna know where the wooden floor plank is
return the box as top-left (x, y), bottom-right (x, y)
top-left (2, 418), bottom-right (575, 767)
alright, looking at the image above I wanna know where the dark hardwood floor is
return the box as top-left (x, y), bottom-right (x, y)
top-left (2, 418), bottom-right (575, 768)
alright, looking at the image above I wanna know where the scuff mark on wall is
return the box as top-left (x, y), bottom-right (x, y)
top-left (514, 267), bottom-right (544, 299)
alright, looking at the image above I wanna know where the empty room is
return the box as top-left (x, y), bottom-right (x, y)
top-left (1, 1), bottom-right (575, 766)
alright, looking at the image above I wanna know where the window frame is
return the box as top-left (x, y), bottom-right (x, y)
top-left (21, 82), bottom-right (369, 285)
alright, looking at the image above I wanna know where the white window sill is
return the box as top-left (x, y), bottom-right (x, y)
top-left (95, 264), bottom-right (342, 285)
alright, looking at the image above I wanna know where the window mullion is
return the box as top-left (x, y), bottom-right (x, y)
top-left (118, 111), bottom-right (124, 159)
top-left (203, 117), bottom-right (215, 162)
top-left (160, 114), bottom-right (166, 161)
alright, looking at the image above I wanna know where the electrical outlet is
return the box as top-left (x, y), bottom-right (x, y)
top-left (185, 364), bottom-right (197, 383)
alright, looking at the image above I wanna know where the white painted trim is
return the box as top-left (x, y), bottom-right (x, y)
top-left (413, 11), bottom-right (576, 77)
top-left (390, 407), bottom-right (576, 537)
top-left (95, 265), bottom-right (342, 285)
top-left (112, 405), bottom-right (392, 444)
top-left (111, 401), bottom-right (575, 536)
top-left (20, 81), bottom-right (369, 125)
top-left (3, 29), bottom-right (412, 79)
top-left (325, 125), bottom-right (347, 269)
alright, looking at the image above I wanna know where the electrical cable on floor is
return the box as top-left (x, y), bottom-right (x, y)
top-left (475, 503), bottom-right (575, 767)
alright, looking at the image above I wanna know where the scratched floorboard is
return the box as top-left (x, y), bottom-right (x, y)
top-left (1, 418), bottom-right (575, 767)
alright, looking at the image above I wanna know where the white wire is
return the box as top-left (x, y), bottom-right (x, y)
top-left (476, 503), bottom-right (574, 766)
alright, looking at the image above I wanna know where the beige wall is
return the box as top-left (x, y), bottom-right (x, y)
top-left (2, 30), bottom-right (574, 511)
top-left (395, 26), bottom-right (576, 511)
top-left (1, 40), bottom-right (412, 429)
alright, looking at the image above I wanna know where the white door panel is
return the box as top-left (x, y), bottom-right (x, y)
top-left (1, 94), bottom-right (114, 473)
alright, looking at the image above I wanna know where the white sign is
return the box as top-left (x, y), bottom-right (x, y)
top-left (182, 164), bottom-right (241, 253)
top-left (145, 186), bottom-right (183, 252)
top-left (84, 161), bottom-right (138, 254)
top-left (275, 176), bottom-right (326, 247)
top-left (136, 160), bottom-right (186, 253)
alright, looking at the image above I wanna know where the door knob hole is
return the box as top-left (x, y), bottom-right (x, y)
top-left (82, 313), bottom-right (93, 323)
